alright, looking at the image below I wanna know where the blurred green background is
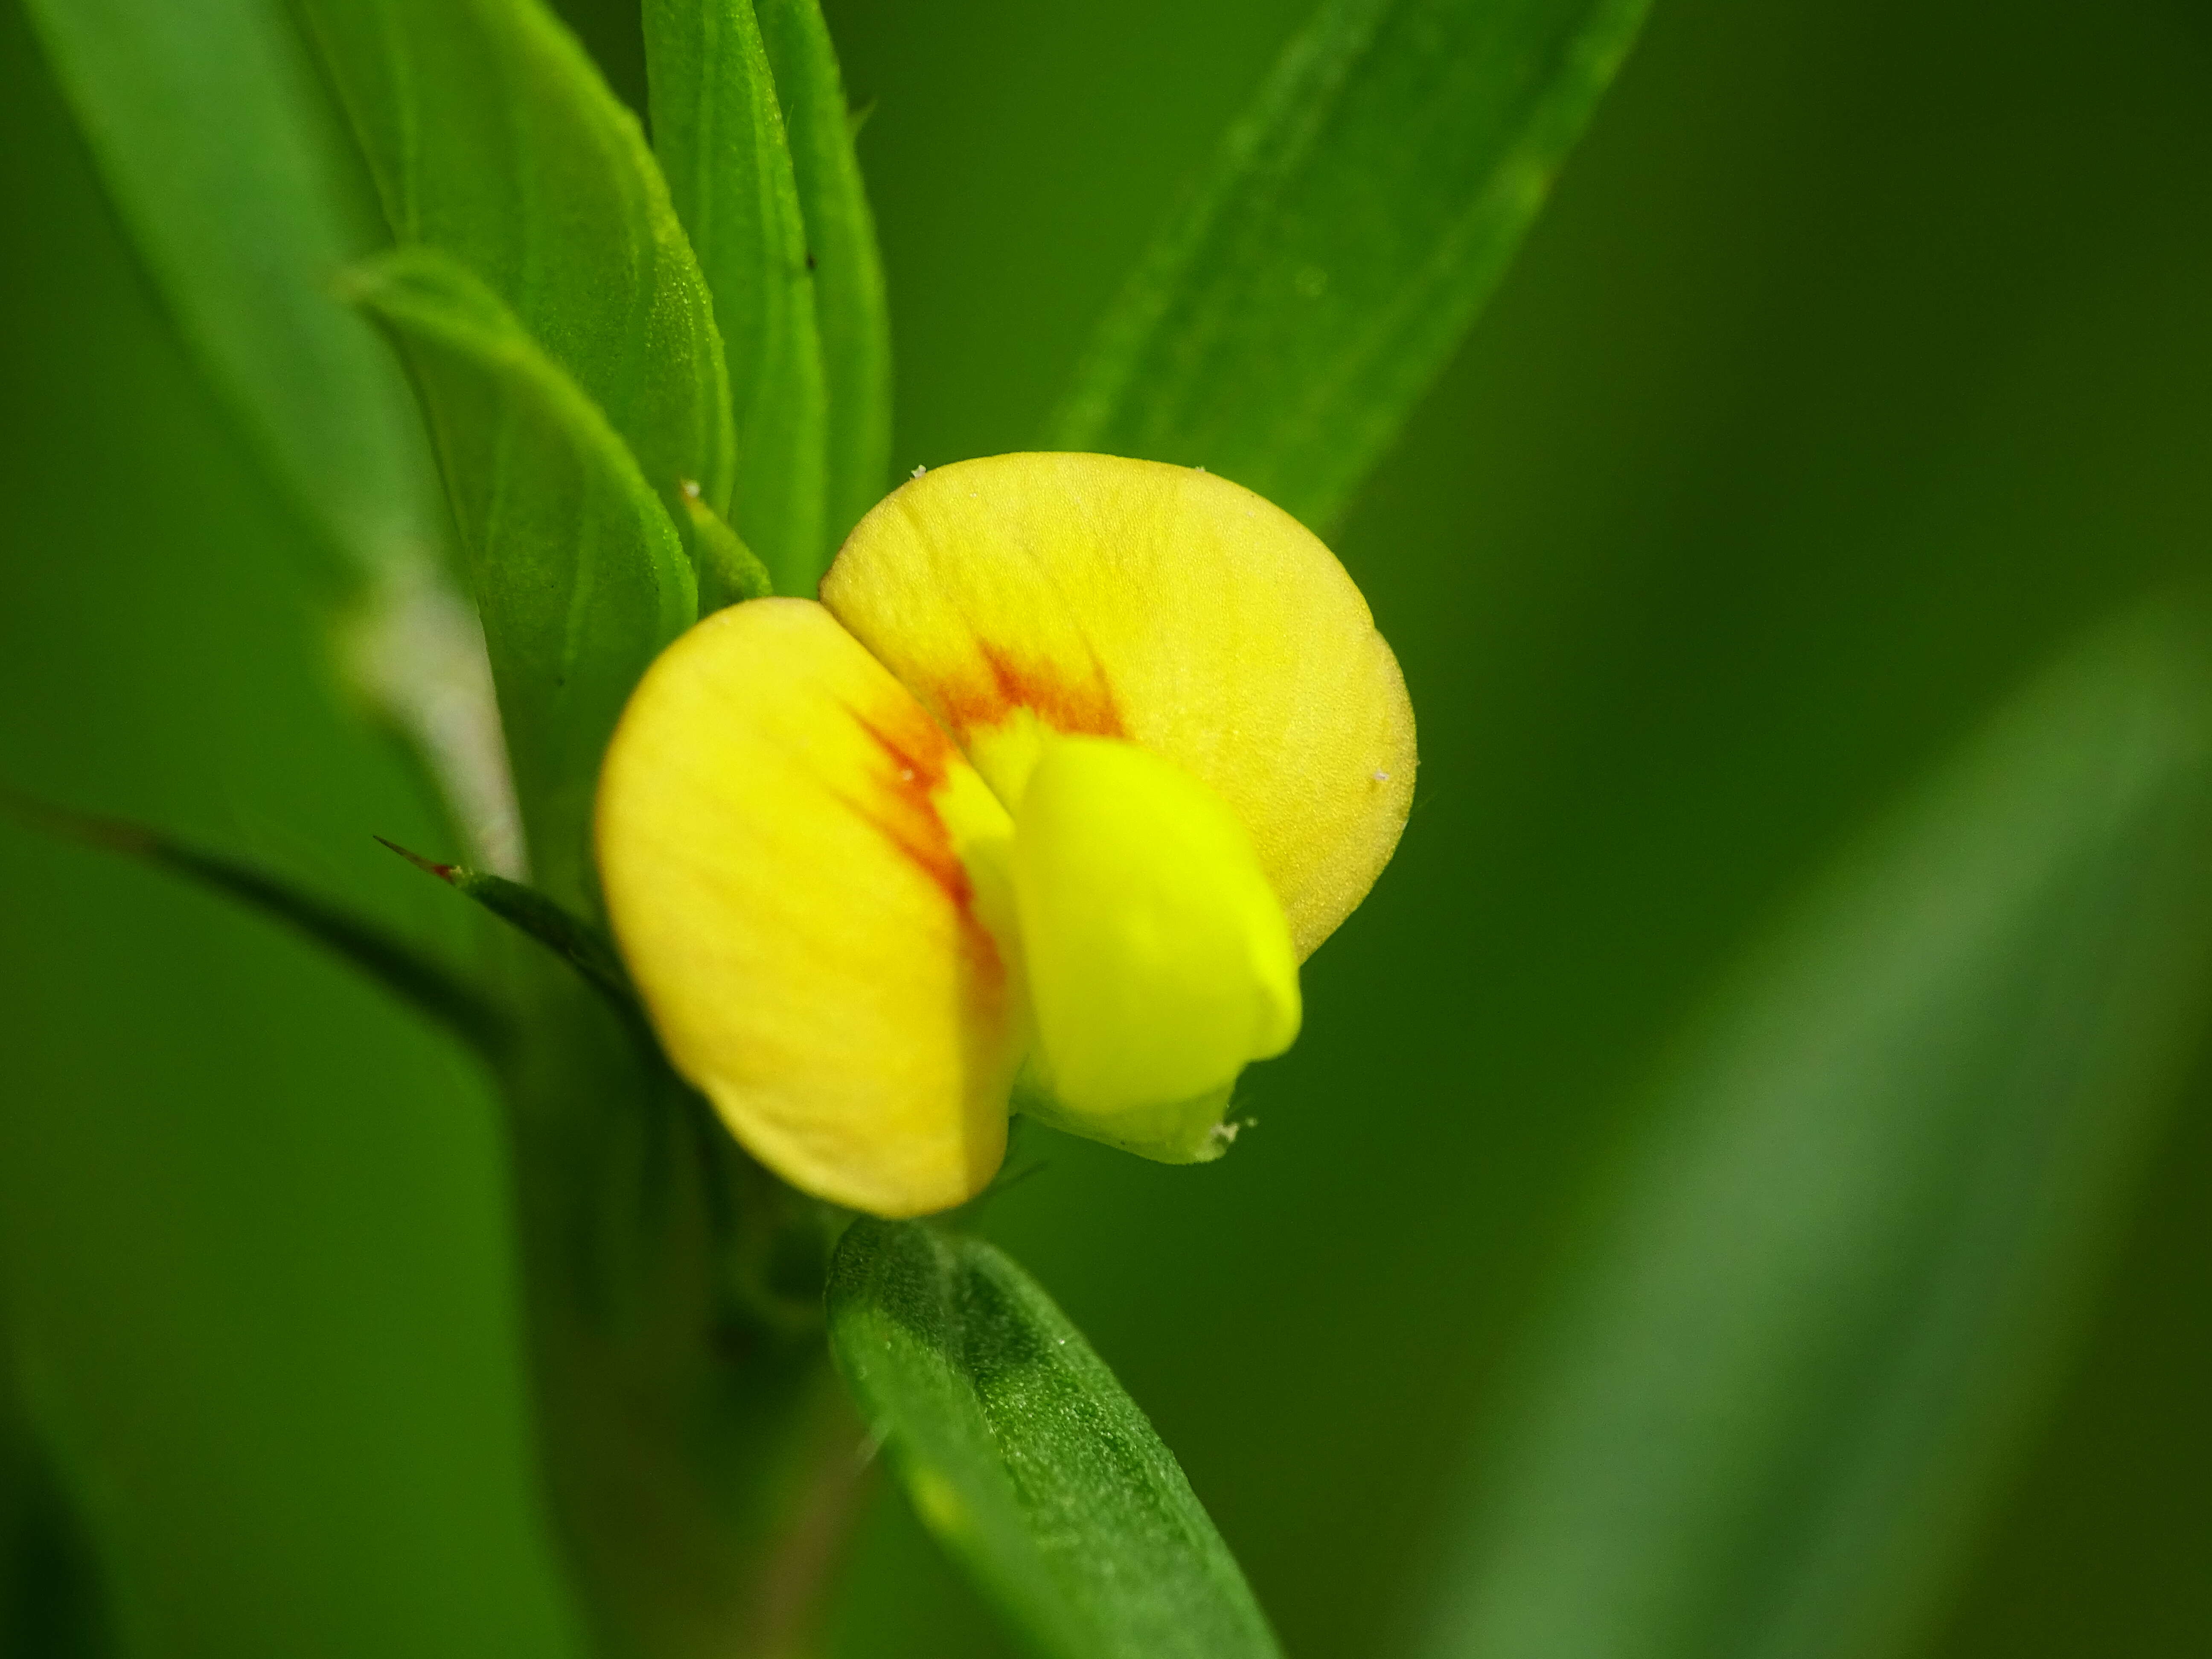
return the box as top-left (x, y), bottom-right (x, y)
top-left (3, 0), bottom-right (2209, 1654)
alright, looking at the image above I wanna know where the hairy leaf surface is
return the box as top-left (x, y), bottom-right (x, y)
top-left (298, 0), bottom-right (736, 529)
top-left (829, 1220), bottom-right (1281, 1659)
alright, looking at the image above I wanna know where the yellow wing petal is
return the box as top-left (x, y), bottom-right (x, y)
top-left (819, 453), bottom-right (1415, 959)
top-left (595, 597), bottom-right (1022, 1217)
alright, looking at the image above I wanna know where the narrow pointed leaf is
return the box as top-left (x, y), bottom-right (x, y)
top-left (1048, 0), bottom-right (1652, 530)
top-left (1420, 605), bottom-right (2212, 1659)
top-left (349, 248), bottom-right (697, 914)
top-left (644, 0), bottom-right (831, 593)
top-left (376, 838), bottom-right (635, 1017)
top-left (6, 798), bottom-right (505, 1057)
top-left (297, 0), bottom-right (737, 530)
top-left (828, 1219), bottom-right (1282, 1659)
top-left (21, 0), bottom-right (442, 588)
top-left (756, 0), bottom-right (892, 550)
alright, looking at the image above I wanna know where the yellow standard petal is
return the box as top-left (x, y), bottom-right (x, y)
top-left (595, 597), bottom-right (1023, 1217)
top-left (1011, 734), bottom-right (1300, 1162)
top-left (819, 452), bottom-right (1416, 960)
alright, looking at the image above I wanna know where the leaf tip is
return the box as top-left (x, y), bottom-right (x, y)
top-left (373, 834), bottom-right (458, 883)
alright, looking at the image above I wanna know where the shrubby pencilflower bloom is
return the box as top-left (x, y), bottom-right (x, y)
top-left (596, 453), bottom-right (1415, 1216)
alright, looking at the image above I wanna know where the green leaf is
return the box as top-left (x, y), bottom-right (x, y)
top-left (828, 1219), bottom-right (1282, 1659)
top-left (22, 0), bottom-right (528, 874)
top-left (644, 0), bottom-right (831, 594)
top-left (3, 796), bottom-right (506, 1059)
top-left (296, 0), bottom-right (737, 533)
top-left (376, 837), bottom-right (634, 1009)
top-left (348, 247), bottom-right (696, 915)
top-left (1048, 0), bottom-right (1652, 530)
top-left (757, 0), bottom-right (893, 550)
top-left (680, 490), bottom-right (778, 613)
top-left (1417, 604), bottom-right (2212, 1659)
top-left (21, 0), bottom-right (441, 584)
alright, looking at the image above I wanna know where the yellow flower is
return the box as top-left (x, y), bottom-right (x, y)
top-left (596, 454), bottom-right (1415, 1216)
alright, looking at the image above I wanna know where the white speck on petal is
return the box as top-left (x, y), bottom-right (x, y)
top-left (1374, 770), bottom-right (1391, 783)
top-left (911, 463), bottom-right (928, 478)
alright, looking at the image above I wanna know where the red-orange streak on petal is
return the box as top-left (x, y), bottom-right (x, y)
top-left (832, 697), bottom-right (1003, 988)
top-left (934, 640), bottom-right (1125, 745)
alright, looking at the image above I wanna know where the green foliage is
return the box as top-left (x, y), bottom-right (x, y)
top-left (2, 1327), bottom-right (115, 1659)
top-left (682, 489), bottom-right (779, 612)
top-left (643, 0), bottom-right (831, 592)
top-left (11, 0), bottom-right (2212, 1657)
top-left (1, 1458), bottom-right (113, 1657)
top-left (1048, 0), bottom-right (1653, 530)
top-left (496, 988), bottom-right (851, 1659)
top-left (1420, 605), bottom-right (2212, 1659)
top-left (5, 798), bottom-right (506, 1057)
top-left (756, 0), bottom-right (894, 550)
top-left (828, 1219), bottom-right (1282, 1659)
top-left (348, 247), bottom-right (696, 914)
top-left (378, 837), bottom-right (636, 1015)
top-left (295, 0), bottom-right (736, 528)
top-left (20, 0), bottom-right (440, 585)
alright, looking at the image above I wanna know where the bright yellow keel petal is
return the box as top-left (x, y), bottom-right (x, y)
top-left (820, 452), bottom-right (1416, 960)
top-left (595, 598), bottom-right (1020, 1217)
top-left (1011, 735), bottom-right (1299, 1163)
